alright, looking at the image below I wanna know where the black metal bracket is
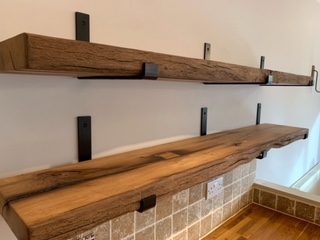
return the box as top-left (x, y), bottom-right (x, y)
top-left (259, 56), bottom-right (273, 86)
top-left (75, 12), bottom-right (90, 42)
top-left (77, 63), bottom-right (160, 80)
top-left (312, 65), bottom-right (320, 93)
top-left (266, 73), bottom-right (273, 85)
top-left (260, 56), bottom-right (265, 69)
top-left (256, 103), bottom-right (261, 125)
top-left (138, 195), bottom-right (157, 213)
top-left (200, 107), bottom-right (208, 136)
top-left (256, 103), bottom-right (267, 159)
top-left (75, 11), bottom-right (166, 80)
top-left (257, 151), bottom-right (268, 159)
top-left (204, 43), bottom-right (211, 60)
top-left (142, 63), bottom-right (160, 80)
top-left (77, 116), bottom-right (92, 162)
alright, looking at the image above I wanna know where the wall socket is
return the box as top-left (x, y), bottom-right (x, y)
top-left (206, 177), bottom-right (223, 200)
top-left (79, 233), bottom-right (95, 240)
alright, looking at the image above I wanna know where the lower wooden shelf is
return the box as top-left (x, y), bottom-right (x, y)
top-left (0, 124), bottom-right (308, 240)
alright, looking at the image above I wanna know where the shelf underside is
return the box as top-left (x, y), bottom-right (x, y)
top-left (0, 124), bottom-right (308, 240)
top-left (0, 33), bottom-right (313, 85)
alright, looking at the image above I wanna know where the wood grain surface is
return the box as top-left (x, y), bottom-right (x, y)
top-left (0, 33), bottom-right (313, 85)
top-left (0, 124), bottom-right (308, 240)
top-left (203, 204), bottom-right (320, 240)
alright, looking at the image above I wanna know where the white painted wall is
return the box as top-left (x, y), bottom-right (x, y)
top-left (1, 0), bottom-right (320, 238)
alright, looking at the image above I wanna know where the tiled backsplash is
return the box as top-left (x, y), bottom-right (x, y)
top-left (72, 160), bottom-right (256, 240)
top-left (253, 183), bottom-right (320, 225)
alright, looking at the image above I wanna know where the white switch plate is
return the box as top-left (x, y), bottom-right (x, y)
top-left (206, 177), bottom-right (223, 200)
top-left (79, 233), bottom-right (95, 240)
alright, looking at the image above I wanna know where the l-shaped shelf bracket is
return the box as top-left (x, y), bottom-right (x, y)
top-left (138, 194), bottom-right (157, 213)
top-left (78, 63), bottom-right (160, 80)
top-left (260, 56), bottom-right (273, 86)
top-left (75, 13), bottom-right (161, 81)
top-left (312, 65), bottom-right (320, 93)
top-left (256, 103), bottom-right (268, 159)
top-left (201, 103), bottom-right (270, 159)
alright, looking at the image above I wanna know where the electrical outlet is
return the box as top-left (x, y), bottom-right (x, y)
top-left (206, 177), bottom-right (223, 200)
top-left (79, 233), bottom-right (95, 240)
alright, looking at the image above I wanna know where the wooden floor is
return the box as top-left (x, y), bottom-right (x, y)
top-left (204, 204), bottom-right (320, 240)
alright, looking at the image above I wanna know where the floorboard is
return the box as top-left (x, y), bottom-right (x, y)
top-left (203, 204), bottom-right (320, 240)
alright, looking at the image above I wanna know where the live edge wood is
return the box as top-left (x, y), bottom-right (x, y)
top-left (0, 33), bottom-right (313, 85)
top-left (0, 124), bottom-right (308, 240)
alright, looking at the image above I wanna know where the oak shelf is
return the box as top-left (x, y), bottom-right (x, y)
top-left (0, 123), bottom-right (308, 240)
top-left (0, 33), bottom-right (313, 85)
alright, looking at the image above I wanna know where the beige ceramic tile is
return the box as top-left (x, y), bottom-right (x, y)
top-left (173, 209), bottom-right (188, 234)
top-left (95, 221), bottom-right (110, 240)
top-left (189, 183), bottom-right (202, 204)
top-left (201, 198), bottom-right (213, 217)
top-left (232, 166), bottom-right (242, 182)
top-left (212, 208), bottom-right (223, 229)
top-left (188, 222), bottom-right (200, 240)
top-left (249, 189), bottom-right (253, 203)
top-left (200, 214), bottom-right (212, 237)
top-left (315, 208), bottom-right (320, 225)
top-left (111, 212), bottom-right (134, 240)
top-left (212, 190), bottom-right (224, 211)
top-left (135, 225), bottom-right (154, 240)
top-left (223, 202), bottom-right (232, 221)
top-left (260, 191), bottom-right (276, 209)
top-left (231, 197), bottom-right (240, 215)
top-left (223, 171), bottom-right (233, 186)
top-left (276, 195), bottom-right (295, 216)
top-left (253, 188), bottom-right (260, 204)
top-left (135, 208), bottom-right (155, 231)
top-left (173, 189), bottom-right (189, 213)
top-left (249, 159), bottom-right (257, 173)
top-left (77, 232), bottom-right (95, 240)
top-left (173, 230), bottom-right (187, 240)
top-left (248, 173), bottom-right (256, 186)
top-left (224, 185), bottom-right (232, 204)
top-left (188, 201), bottom-right (201, 225)
top-left (295, 201), bottom-right (315, 222)
top-left (240, 192), bottom-right (249, 209)
top-left (156, 195), bottom-right (172, 221)
top-left (241, 176), bottom-right (249, 194)
top-left (232, 181), bottom-right (241, 198)
top-left (156, 217), bottom-right (172, 240)
top-left (241, 163), bottom-right (250, 177)
top-left (124, 235), bottom-right (134, 240)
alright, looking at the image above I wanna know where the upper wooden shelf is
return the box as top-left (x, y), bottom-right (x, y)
top-left (0, 33), bottom-right (313, 85)
top-left (0, 123), bottom-right (308, 240)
